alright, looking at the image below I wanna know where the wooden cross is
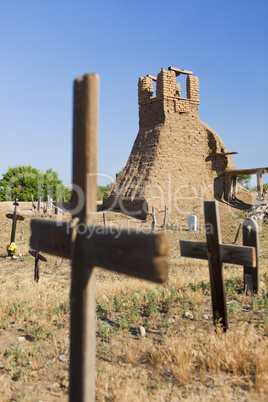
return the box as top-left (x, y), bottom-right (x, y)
top-left (37, 196), bottom-right (41, 213)
top-left (29, 74), bottom-right (169, 402)
top-left (31, 194), bottom-right (36, 212)
top-left (151, 207), bottom-right (156, 232)
top-left (47, 196), bottom-right (53, 213)
top-left (180, 201), bottom-right (257, 331)
top-left (28, 250), bottom-right (47, 282)
top-left (243, 218), bottom-right (259, 294)
top-left (6, 198), bottom-right (24, 244)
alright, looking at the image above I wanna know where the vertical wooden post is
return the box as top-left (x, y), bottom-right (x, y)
top-left (163, 205), bottom-right (167, 227)
top-left (257, 173), bottom-right (263, 197)
top-left (232, 175), bottom-right (237, 199)
top-left (37, 197), bottom-right (41, 213)
top-left (233, 223), bottom-right (241, 244)
top-left (34, 251), bottom-right (40, 282)
top-left (243, 218), bottom-right (259, 294)
top-left (204, 201), bottom-right (228, 331)
top-left (224, 175), bottom-right (232, 202)
top-left (31, 194), bottom-right (36, 211)
top-left (103, 212), bottom-right (106, 228)
top-left (151, 207), bottom-right (155, 232)
top-left (47, 196), bottom-right (52, 212)
top-left (10, 198), bottom-right (18, 243)
top-left (70, 74), bottom-right (98, 401)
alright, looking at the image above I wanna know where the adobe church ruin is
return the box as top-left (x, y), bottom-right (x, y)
top-left (103, 67), bottom-right (260, 219)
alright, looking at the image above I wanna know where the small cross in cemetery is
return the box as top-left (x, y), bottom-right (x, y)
top-left (148, 205), bottom-right (168, 232)
top-left (30, 74), bottom-right (169, 402)
top-left (6, 198), bottom-right (24, 246)
top-left (180, 201), bottom-right (258, 331)
top-left (28, 249), bottom-right (47, 282)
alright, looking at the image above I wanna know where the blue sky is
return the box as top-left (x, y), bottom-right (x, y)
top-left (0, 0), bottom-right (267, 188)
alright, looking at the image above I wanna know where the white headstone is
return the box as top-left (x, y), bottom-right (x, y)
top-left (47, 197), bottom-right (52, 212)
top-left (188, 215), bottom-right (197, 231)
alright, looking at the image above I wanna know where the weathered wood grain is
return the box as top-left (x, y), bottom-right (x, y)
top-left (204, 201), bottom-right (228, 331)
top-left (30, 220), bottom-right (169, 283)
top-left (243, 218), bottom-right (259, 294)
top-left (180, 240), bottom-right (256, 267)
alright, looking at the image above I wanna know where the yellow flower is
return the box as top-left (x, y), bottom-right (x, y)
top-left (6, 242), bottom-right (17, 256)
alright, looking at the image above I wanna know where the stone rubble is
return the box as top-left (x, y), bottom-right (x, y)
top-left (249, 193), bottom-right (268, 224)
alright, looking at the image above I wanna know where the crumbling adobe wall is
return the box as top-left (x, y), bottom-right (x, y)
top-left (103, 67), bottom-right (235, 219)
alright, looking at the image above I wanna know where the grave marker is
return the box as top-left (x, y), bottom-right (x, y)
top-left (151, 207), bottom-right (156, 232)
top-left (6, 198), bottom-right (24, 243)
top-left (37, 197), bottom-right (41, 213)
top-left (47, 196), bottom-right (53, 213)
top-left (163, 205), bottom-right (167, 227)
top-left (243, 218), bottom-right (259, 294)
top-left (180, 201), bottom-right (257, 330)
top-left (30, 73), bottom-right (169, 401)
top-left (31, 194), bottom-right (36, 212)
top-left (188, 215), bottom-right (197, 231)
top-left (29, 249), bottom-right (47, 282)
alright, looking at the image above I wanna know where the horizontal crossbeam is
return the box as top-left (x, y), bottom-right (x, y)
top-left (224, 167), bottom-right (268, 175)
top-left (168, 66), bottom-right (193, 76)
top-left (180, 240), bottom-right (256, 267)
top-left (146, 74), bottom-right (157, 81)
top-left (30, 219), bottom-right (169, 283)
top-left (29, 249), bottom-right (47, 262)
top-left (6, 213), bottom-right (24, 221)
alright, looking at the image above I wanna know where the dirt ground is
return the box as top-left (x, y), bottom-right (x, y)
top-left (0, 193), bottom-right (267, 401)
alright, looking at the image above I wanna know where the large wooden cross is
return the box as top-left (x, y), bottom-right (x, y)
top-left (180, 201), bottom-right (258, 331)
top-left (30, 74), bottom-right (169, 402)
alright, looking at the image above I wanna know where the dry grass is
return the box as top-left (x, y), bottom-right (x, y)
top-left (0, 201), bottom-right (267, 401)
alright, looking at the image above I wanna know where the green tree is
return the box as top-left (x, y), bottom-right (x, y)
top-left (0, 165), bottom-right (71, 202)
top-left (97, 184), bottom-right (112, 201)
top-left (237, 174), bottom-right (252, 190)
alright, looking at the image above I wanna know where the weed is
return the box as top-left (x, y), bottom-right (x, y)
top-left (30, 344), bottom-right (43, 359)
top-left (129, 305), bottom-right (141, 321)
top-left (141, 291), bottom-right (160, 317)
top-left (250, 297), bottom-right (259, 311)
top-left (163, 316), bottom-right (170, 328)
top-left (260, 313), bottom-right (268, 325)
top-left (102, 345), bottom-right (114, 361)
top-left (96, 304), bottom-right (109, 320)
top-left (228, 301), bottom-right (241, 317)
top-left (113, 294), bottom-right (124, 312)
top-left (23, 324), bottom-right (54, 341)
top-left (166, 223), bottom-right (179, 231)
top-left (158, 287), bottom-right (179, 314)
top-left (144, 318), bottom-right (152, 330)
top-left (52, 300), bottom-right (70, 316)
top-left (0, 317), bottom-right (10, 330)
top-left (4, 343), bottom-right (32, 380)
top-left (119, 312), bottom-right (130, 331)
top-left (98, 321), bottom-right (117, 338)
top-left (256, 295), bottom-right (268, 309)
top-left (152, 376), bottom-right (162, 389)
top-left (9, 300), bottom-right (27, 318)
top-left (225, 278), bottom-right (242, 294)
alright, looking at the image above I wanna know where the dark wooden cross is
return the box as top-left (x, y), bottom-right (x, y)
top-left (30, 74), bottom-right (169, 402)
top-left (6, 198), bottom-right (24, 244)
top-left (243, 218), bottom-right (259, 294)
top-left (28, 250), bottom-right (47, 282)
top-left (180, 201), bottom-right (258, 331)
